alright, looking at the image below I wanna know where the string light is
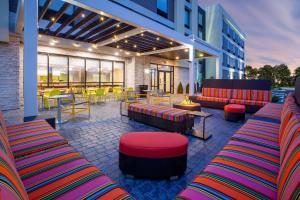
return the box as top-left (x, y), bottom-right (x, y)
top-left (81, 13), bottom-right (85, 18)
top-left (156, 37), bottom-right (160, 41)
top-left (141, 33), bottom-right (144, 37)
top-left (176, 56), bottom-right (179, 60)
top-left (125, 40), bottom-right (128, 43)
top-left (184, 49), bottom-right (188, 52)
top-left (133, 44), bottom-right (137, 48)
top-left (88, 48), bottom-right (92, 52)
top-left (153, 47), bottom-right (156, 50)
top-left (170, 41), bottom-right (173, 45)
top-left (51, 17), bottom-right (55, 22)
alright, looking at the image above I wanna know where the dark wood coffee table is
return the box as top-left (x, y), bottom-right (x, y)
top-left (173, 103), bottom-right (201, 111)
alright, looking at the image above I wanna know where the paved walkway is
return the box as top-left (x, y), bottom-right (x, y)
top-left (4, 101), bottom-right (247, 199)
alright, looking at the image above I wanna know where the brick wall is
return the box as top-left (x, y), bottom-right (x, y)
top-left (0, 34), bottom-right (21, 111)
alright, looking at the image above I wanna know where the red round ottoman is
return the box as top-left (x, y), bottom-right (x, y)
top-left (119, 132), bottom-right (188, 178)
top-left (224, 104), bottom-right (246, 122)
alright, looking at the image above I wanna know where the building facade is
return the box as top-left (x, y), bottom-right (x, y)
top-left (205, 4), bottom-right (246, 79)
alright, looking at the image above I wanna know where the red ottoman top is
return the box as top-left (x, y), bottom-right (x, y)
top-left (224, 104), bottom-right (246, 113)
top-left (119, 132), bottom-right (188, 158)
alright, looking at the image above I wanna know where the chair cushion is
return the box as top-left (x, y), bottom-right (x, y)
top-left (196, 96), bottom-right (229, 103)
top-left (254, 103), bottom-right (283, 120)
top-left (202, 88), bottom-right (232, 99)
top-left (0, 148), bottom-right (28, 200)
top-left (7, 120), bottom-right (68, 158)
top-left (224, 104), bottom-right (246, 113)
top-left (229, 99), bottom-right (268, 107)
top-left (128, 103), bottom-right (188, 122)
top-left (232, 119), bottom-right (280, 150)
top-left (279, 100), bottom-right (300, 143)
top-left (119, 132), bottom-right (188, 158)
top-left (231, 89), bottom-right (252, 100)
top-left (277, 115), bottom-right (300, 200)
top-left (176, 140), bottom-right (279, 199)
top-left (15, 145), bottom-right (132, 200)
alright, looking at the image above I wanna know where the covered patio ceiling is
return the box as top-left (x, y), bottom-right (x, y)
top-left (36, 0), bottom-right (190, 59)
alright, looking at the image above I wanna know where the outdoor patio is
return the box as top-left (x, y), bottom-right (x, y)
top-left (3, 100), bottom-right (246, 199)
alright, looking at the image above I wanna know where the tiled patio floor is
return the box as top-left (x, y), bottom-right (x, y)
top-left (4, 101), bottom-right (248, 199)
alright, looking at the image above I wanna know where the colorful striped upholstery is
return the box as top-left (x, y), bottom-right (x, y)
top-left (277, 114), bottom-right (300, 200)
top-left (128, 103), bottom-right (188, 122)
top-left (229, 99), bottom-right (268, 106)
top-left (202, 88), bottom-right (232, 99)
top-left (254, 103), bottom-right (283, 120)
top-left (0, 150), bottom-right (29, 200)
top-left (176, 140), bottom-right (279, 200)
top-left (0, 127), bottom-right (15, 164)
top-left (232, 119), bottom-right (280, 150)
top-left (15, 145), bottom-right (132, 200)
top-left (7, 120), bottom-right (68, 158)
top-left (279, 100), bottom-right (300, 143)
top-left (231, 89), bottom-right (271, 102)
top-left (196, 96), bottom-right (229, 103)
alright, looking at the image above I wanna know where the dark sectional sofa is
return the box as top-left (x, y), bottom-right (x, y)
top-left (176, 77), bottom-right (300, 200)
top-left (190, 79), bottom-right (272, 113)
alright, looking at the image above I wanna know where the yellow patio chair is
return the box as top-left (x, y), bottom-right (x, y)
top-left (95, 88), bottom-right (105, 103)
top-left (113, 87), bottom-right (123, 101)
top-left (61, 93), bottom-right (91, 118)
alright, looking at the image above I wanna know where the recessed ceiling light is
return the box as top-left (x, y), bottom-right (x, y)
top-left (125, 40), bottom-right (128, 43)
top-left (170, 41), bottom-right (173, 45)
top-left (88, 48), bottom-right (92, 52)
top-left (133, 44), bottom-right (137, 48)
top-left (125, 35), bottom-right (128, 38)
top-left (51, 17), bottom-right (55, 22)
top-left (119, 49), bottom-right (123, 52)
top-left (92, 44), bottom-right (98, 49)
top-left (100, 16), bottom-right (105, 21)
top-left (100, 11), bottom-right (104, 15)
top-left (50, 42), bottom-right (55, 46)
top-left (52, 39), bottom-right (58, 43)
top-left (81, 13), bottom-right (85, 18)
top-left (115, 52), bottom-right (119, 56)
top-left (153, 47), bottom-right (156, 50)
top-left (38, 34), bottom-right (42, 38)
top-left (141, 33), bottom-right (144, 37)
top-left (199, 53), bottom-right (204, 57)
top-left (184, 49), bottom-right (188, 52)
top-left (125, 52), bottom-right (130, 55)
top-left (114, 35), bottom-right (118, 39)
top-left (136, 52), bottom-right (141, 56)
top-left (117, 45), bottom-right (120, 48)
top-left (156, 37), bottom-right (160, 41)
top-left (176, 56), bottom-right (179, 60)
top-left (73, 43), bottom-right (80, 47)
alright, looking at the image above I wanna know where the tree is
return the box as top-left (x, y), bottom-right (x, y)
top-left (245, 65), bottom-right (258, 79)
top-left (273, 64), bottom-right (291, 86)
top-left (257, 65), bottom-right (275, 86)
top-left (295, 67), bottom-right (300, 78)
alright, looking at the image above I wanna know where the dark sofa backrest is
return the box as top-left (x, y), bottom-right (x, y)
top-left (202, 79), bottom-right (271, 90)
top-left (295, 76), bottom-right (300, 106)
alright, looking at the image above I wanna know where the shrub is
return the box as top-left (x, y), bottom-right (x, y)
top-left (186, 83), bottom-right (189, 94)
top-left (177, 82), bottom-right (183, 94)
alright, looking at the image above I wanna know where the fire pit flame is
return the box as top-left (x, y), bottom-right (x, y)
top-left (181, 95), bottom-right (193, 105)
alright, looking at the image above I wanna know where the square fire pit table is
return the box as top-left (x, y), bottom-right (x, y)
top-left (173, 102), bottom-right (201, 111)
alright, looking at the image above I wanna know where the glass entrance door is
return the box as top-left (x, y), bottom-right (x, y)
top-left (158, 71), bottom-right (171, 93)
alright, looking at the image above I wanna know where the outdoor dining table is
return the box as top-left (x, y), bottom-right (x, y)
top-left (48, 94), bottom-right (71, 127)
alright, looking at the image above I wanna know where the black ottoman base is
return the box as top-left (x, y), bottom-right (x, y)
top-left (119, 152), bottom-right (187, 179)
top-left (224, 111), bottom-right (245, 122)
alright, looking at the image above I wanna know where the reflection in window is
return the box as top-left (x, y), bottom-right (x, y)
top-left (69, 57), bottom-right (85, 87)
top-left (86, 59), bottom-right (99, 87)
top-left (101, 61), bottom-right (112, 83)
top-left (38, 54), bottom-right (48, 88)
top-left (157, 0), bottom-right (168, 18)
top-left (49, 55), bottom-right (68, 87)
top-left (184, 8), bottom-right (191, 29)
top-left (113, 62), bottom-right (124, 85)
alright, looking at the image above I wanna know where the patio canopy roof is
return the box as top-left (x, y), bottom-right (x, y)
top-left (14, 0), bottom-right (221, 60)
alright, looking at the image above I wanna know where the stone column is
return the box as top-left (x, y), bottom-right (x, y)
top-left (189, 47), bottom-right (195, 96)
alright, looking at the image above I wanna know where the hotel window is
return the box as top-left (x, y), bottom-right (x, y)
top-left (69, 57), bottom-right (85, 88)
top-left (86, 59), bottom-right (100, 87)
top-left (184, 8), bottom-right (191, 29)
top-left (38, 54), bottom-right (48, 88)
top-left (49, 55), bottom-right (68, 88)
top-left (100, 60), bottom-right (113, 86)
top-left (113, 62), bottom-right (124, 86)
top-left (157, 0), bottom-right (168, 18)
top-left (198, 7), bottom-right (205, 39)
